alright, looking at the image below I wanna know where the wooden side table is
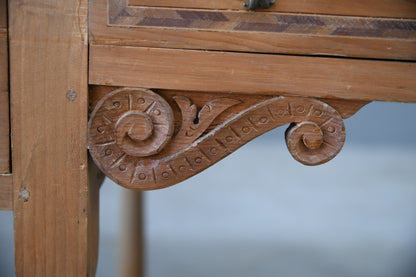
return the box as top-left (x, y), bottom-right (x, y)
top-left (1, 0), bottom-right (415, 276)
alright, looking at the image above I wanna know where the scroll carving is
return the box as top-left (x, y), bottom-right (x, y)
top-left (88, 87), bottom-right (367, 190)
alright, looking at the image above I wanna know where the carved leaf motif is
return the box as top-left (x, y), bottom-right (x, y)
top-left (163, 96), bottom-right (241, 156)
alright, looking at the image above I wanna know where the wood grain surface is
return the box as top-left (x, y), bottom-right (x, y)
top-left (128, 0), bottom-right (416, 18)
top-left (0, 0), bottom-right (9, 174)
top-left (118, 190), bottom-right (144, 277)
top-left (0, 0), bottom-right (7, 28)
top-left (89, 45), bottom-right (416, 103)
top-left (90, 0), bottom-right (416, 61)
top-left (9, 0), bottom-right (98, 276)
top-left (0, 174), bottom-right (12, 210)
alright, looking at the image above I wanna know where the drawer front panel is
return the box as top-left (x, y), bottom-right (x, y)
top-left (115, 6), bottom-right (416, 41)
top-left (92, 0), bottom-right (416, 60)
top-left (129, 0), bottom-right (416, 18)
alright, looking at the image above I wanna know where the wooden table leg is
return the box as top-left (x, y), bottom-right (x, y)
top-left (9, 0), bottom-right (99, 276)
top-left (118, 190), bottom-right (144, 277)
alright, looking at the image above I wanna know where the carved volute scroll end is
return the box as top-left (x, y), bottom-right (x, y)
top-left (88, 88), bottom-right (175, 185)
top-left (283, 98), bottom-right (370, 166)
top-left (88, 87), bottom-right (365, 190)
top-left (285, 119), bottom-right (345, 166)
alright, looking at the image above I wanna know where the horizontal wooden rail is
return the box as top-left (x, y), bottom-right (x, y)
top-left (89, 45), bottom-right (416, 103)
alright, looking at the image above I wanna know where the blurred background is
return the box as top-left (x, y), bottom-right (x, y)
top-left (1, 101), bottom-right (416, 277)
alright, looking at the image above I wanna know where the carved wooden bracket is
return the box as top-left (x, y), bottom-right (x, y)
top-left (88, 87), bottom-right (368, 190)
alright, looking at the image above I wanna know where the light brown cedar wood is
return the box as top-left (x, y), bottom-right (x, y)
top-left (0, 32), bottom-right (9, 173)
top-left (0, 0), bottom-right (7, 28)
top-left (9, 0), bottom-right (98, 276)
top-left (88, 156), bottom-right (104, 275)
top-left (89, 85), bottom-right (275, 133)
top-left (0, 0), bottom-right (11, 211)
top-left (90, 0), bottom-right (416, 61)
top-left (88, 87), bottom-right (366, 190)
top-left (129, 0), bottom-right (416, 18)
top-left (118, 191), bottom-right (144, 277)
top-left (90, 86), bottom-right (369, 125)
top-left (89, 45), bottom-right (416, 103)
top-left (0, 0), bottom-right (9, 174)
top-left (0, 174), bottom-right (12, 210)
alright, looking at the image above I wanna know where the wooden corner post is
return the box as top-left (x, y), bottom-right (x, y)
top-left (9, 0), bottom-right (99, 276)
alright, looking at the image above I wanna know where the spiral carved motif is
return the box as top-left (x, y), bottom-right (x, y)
top-left (88, 88), bottom-right (174, 168)
top-left (89, 88), bottom-right (352, 190)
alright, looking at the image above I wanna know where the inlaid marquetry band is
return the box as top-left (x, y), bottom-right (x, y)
top-left (110, 6), bottom-right (416, 40)
top-left (88, 88), bottom-right (366, 190)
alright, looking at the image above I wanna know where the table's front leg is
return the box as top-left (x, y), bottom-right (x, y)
top-left (9, 0), bottom-right (101, 276)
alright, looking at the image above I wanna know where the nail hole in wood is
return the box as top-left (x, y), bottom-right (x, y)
top-left (66, 89), bottom-right (77, 101)
top-left (19, 188), bottom-right (30, 202)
